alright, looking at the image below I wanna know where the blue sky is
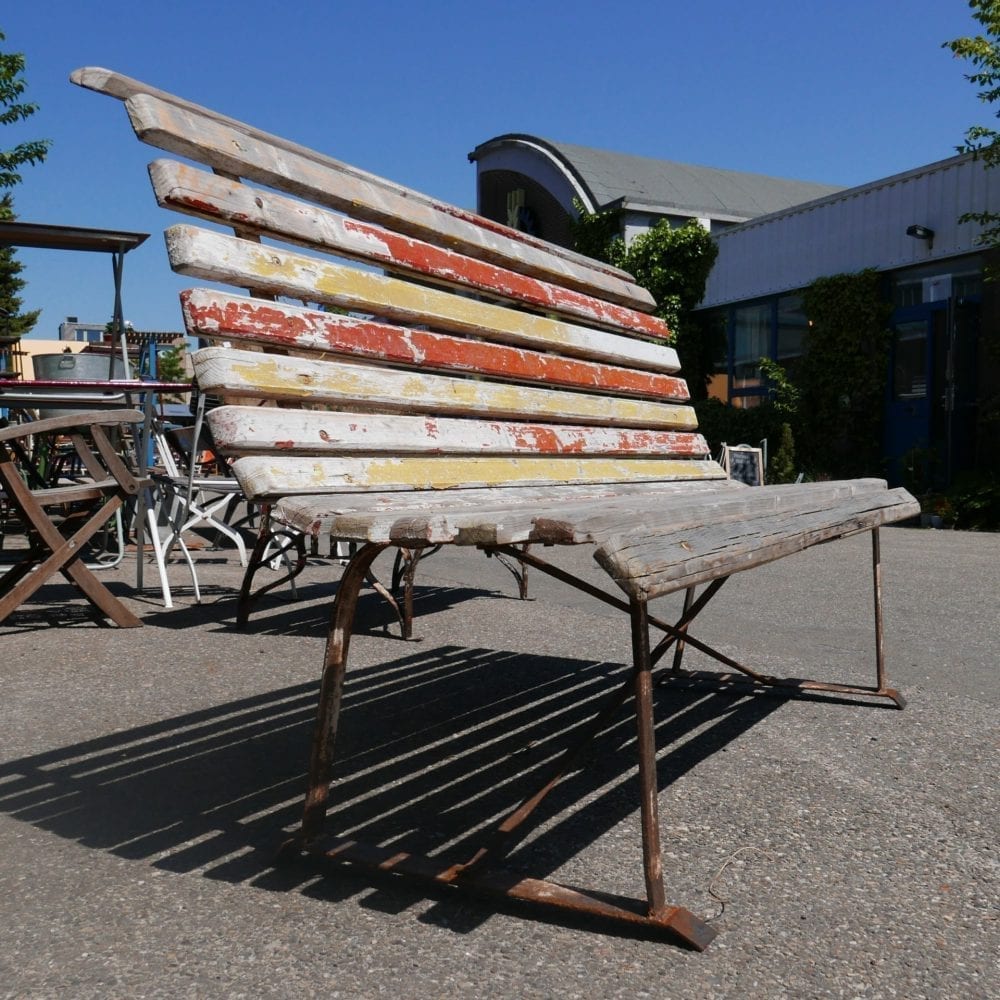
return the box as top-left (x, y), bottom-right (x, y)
top-left (0, 0), bottom-right (989, 336)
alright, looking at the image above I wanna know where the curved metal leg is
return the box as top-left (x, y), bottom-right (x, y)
top-left (237, 520), bottom-right (308, 628)
top-left (487, 542), bottom-right (531, 600)
top-left (294, 541), bottom-right (392, 850)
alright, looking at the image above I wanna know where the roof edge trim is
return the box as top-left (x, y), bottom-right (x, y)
top-left (470, 134), bottom-right (599, 214)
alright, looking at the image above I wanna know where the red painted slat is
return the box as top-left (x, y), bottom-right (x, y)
top-left (181, 291), bottom-right (690, 401)
top-left (153, 161), bottom-right (669, 339)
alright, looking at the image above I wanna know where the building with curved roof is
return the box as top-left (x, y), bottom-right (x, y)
top-left (468, 134), bottom-right (844, 247)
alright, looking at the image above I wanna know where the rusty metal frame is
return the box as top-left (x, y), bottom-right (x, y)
top-left (489, 529), bottom-right (905, 710)
top-left (236, 505), bottom-right (309, 627)
top-left (279, 527), bottom-right (901, 951)
top-left (389, 543), bottom-right (531, 638)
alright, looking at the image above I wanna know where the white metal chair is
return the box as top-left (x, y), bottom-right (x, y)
top-left (147, 392), bottom-right (248, 607)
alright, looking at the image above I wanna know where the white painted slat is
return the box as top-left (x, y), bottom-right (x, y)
top-left (169, 228), bottom-right (681, 373)
top-left (149, 160), bottom-right (671, 338)
top-left (271, 480), bottom-right (899, 548)
top-left (206, 406), bottom-right (709, 458)
top-left (192, 348), bottom-right (697, 430)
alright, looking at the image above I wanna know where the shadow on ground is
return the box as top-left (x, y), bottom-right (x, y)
top-left (0, 632), bottom-right (797, 939)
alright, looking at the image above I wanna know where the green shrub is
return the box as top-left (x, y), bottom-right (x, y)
top-left (945, 471), bottom-right (1000, 530)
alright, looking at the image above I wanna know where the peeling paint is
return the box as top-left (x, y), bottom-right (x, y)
top-left (181, 291), bottom-right (688, 401)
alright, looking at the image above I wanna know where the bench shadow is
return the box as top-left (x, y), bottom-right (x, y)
top-left (136, 580), bottom-right (506, 640)
top-left (1, 641), bottom-right (795, 939)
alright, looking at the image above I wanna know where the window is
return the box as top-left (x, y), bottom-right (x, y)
top-left (893, 321), bottom-right (927, 400)
top-left (776, 295), bottom-right (807, 381)
top-left (893, 280), bottom-right (922, 309)
top-left (732, 303), bottom-right (771, 393)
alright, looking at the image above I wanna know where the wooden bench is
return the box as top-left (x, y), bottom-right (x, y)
top-left (74, 67), bottom-right (920, 949)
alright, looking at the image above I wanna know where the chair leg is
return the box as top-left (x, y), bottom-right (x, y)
top-left (147, 505), bottom-right (174, 609)
top-left (148, 501), bottom-right (202, 607)
top-left (0, 490), bottom-right (140, 628)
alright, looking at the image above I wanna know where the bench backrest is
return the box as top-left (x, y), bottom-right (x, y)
top-left (73, 67), bottom-right (726, 499)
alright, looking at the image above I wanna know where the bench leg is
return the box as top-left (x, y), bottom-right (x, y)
top-left (297, 541), bottom-right (392, 846)
top-left (872, 528), bottom-right (887, 693)
top-left (236, 505), bottom-right (309, 628)
top-left (630, 598), bottom-right (667, 916)
top-left (485, 542), bottom-right (531, 600)
top-left (669, 586), bottom-right (697, 672)
top-left (284, 541), bottom-right (716, 949)
top-left (625, 596), bottom-right (716, 948)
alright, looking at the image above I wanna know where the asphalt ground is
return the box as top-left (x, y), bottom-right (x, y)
top-left (1, 525), bottom-right (997, 999)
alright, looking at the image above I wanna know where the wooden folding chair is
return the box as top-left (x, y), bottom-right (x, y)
top-left (0, 409), bottom-right (147, 628)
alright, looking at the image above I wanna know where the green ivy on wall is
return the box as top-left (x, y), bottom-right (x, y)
top-left (798, 269), bottom-right (893, 479)
top-left (570, 203), bottom-right (722, 397)
top-left (697, 269), bottom-right (894, 483)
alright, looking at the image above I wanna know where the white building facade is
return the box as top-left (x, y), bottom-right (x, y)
top-left (698, 151), bottom-right (1000, 486)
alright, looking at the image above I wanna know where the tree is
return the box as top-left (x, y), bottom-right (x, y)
top-left (0, 30), bottom-right (51, 338)
top-left (570, 206), bottom-right (722, 398)
top-left (0, 194), bottom-right (39, 338)
top-left (945, 0), bottom-right (1000, 246)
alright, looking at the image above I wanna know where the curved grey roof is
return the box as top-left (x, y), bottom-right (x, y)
top-left (469, 134), bottom-right (844, 221)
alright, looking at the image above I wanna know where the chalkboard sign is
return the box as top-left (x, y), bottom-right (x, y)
top-left (721, 444), bottom-right (764, 486)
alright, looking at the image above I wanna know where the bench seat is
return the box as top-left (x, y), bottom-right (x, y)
top-left (269, 478), bottom-right (912, 553)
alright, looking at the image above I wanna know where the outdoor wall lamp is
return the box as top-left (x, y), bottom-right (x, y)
top-left (906, 224), bottom-right (935, 249)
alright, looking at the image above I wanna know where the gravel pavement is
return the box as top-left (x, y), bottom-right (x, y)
top-left (1, 525), bottom-right (997, 999)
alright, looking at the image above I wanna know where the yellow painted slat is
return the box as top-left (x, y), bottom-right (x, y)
top-left (192, 348), bottom-right (698, 430)
top-left (231, 455), bottom-right (727, 498)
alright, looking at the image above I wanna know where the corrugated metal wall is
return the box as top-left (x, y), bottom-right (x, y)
top-left (701, 153), bottom-right (1000, 308)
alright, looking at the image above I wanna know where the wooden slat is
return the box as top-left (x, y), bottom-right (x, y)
top-left (206, 406), bottom-right (709, 458)
top-left (230, 454), bottom-right (726, 499)
top-left (170, 228), bottom-right (680, 373)
top-left (273, 480), bottom-right (745, 546)
top-left (594, 489), bottom-right (922, 600)
top-left (18, 479), bottom-right (120, 506)
top-left (183, 291), bottom-right (688, 399)
top-left (151, 160), bottom-right (671, 338)
top-left (109, 88), bottom-right (657, 309)
top-left (70, 67), bottom-right (644, 294)
top-left (192, 348), bottom-right (697, 429)
top-left (527, 479), bottom-right (903, 544)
